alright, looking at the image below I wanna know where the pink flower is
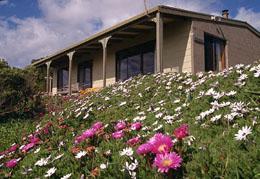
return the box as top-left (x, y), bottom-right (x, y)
top-left (136, 143), bottom-right (152, 155)
top-left (127, 137), bottom-right (140, 146)
top-left (115, 121), bottom-right (126, 131)
top-left (43, 127), bottom-right (50, 134)
top-left (173, 124), bottom-right (189, 139)
top-left (29, 136), bottom-right (41, 144)
top-left (91, 122), bottom-right (103, 131)
top-left (21, 143), bottom-right (35, 153)
top-left (5, 158), bottom-right (20, 168)
top-left (149, 133), bottom-right (173, 154)
top-left (75, 135), bottom-right (86, 144)
top-left (82, 128), bottom-right (95, 138)
top-left (153, 152), bottom-right (182, 173)
top-left (8, 144), bottom-right (19, 153)
top-left (112, 130), bottom-right (124, 139)
top-left (130, 122), bottom-right (142, 131)
top-left (0, 144), bottom-right (19, 155)
top-left (75, 128), bottom-right (96, 144)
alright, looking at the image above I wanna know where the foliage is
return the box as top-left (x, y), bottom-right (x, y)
top-left (0, 60), bottom-right (44, 118)
top-left (0, 62), bottom-right (259, 178)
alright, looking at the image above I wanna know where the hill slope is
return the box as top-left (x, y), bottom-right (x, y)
top-left (0, 62), bottom-right (259, 178)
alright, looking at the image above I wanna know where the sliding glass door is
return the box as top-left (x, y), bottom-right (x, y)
top-left (116, 41), bottom-right (155, 81)
top-left (204, 34), bottom-right (226, 72)
top-left (78, 61), bottom-right (92, 89)
top-left (57, 68), bottom-right (69, 91)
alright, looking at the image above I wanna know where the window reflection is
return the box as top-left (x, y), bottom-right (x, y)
top-left (116, 41), bottom-right (155, 81)
top-left (78, 62), bottom-right (92, 89)
top-left (57, 68), bottom-right (68, 90)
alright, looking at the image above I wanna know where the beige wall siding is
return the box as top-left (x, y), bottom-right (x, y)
top-left (163, 20), bottom-right (192, 73)
top-left (192, 20), bottom-right (260, 73)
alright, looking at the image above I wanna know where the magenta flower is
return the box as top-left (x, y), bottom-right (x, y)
top-left (82, 128), bottom-right (95, 138)
top-left (136, 143), bottom-right (153, 155)
top-left (130, 122), bottom-right (142, 131)
top-left (91, 122), bottom-right (103, 131)
top-left (8, 144), bottom-right (19, 153)
top-left (21, 143), bottom-right (35, 153)
top-left (75, 128), bottom-right (96, 144)
top-left (29, 136), bottom-right (41, 144)
top-left (114, 121), bottom-right (126, 131)
top-left (75, 135), bottom-right (86, 144)
top-left (2, 144), bottom-right (19, 155)
top-left (127, 136), bottom-right (140, 146)
top-left (5, 158), bottom-right (20, 168)
top-left (153, 152), bottom-right (182, 173)
top-left (149, 133), bottom-right (173, 154)
top-left (173, 124), bottom-right (189, 139)
top-left (112, 130), bottom-right (124, 139)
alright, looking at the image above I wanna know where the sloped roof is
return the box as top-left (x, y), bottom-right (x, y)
top-left (32, 5), bottom-right (260, 66)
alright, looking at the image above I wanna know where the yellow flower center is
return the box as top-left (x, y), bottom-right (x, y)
top-left (158, 144), bottom-right (167, 152)
top-left (162, 159), bottom-right (172, 167)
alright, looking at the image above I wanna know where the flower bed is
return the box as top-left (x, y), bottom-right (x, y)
top-left (0, 62), bottom-right (259, 178)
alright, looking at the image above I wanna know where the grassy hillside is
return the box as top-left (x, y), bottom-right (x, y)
top-left (0, 62), bottom-right (259, 178)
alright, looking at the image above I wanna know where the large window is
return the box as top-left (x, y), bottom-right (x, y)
top-left (116, 41), bottom-right (155, 81)
top-left (78, 61), bottom-right (92, 89)
top-left (57, 68), bottom-right (68, 91)
top-left (204, 34), bottom-right (226, 72)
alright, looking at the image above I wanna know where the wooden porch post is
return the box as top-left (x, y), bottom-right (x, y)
top-left (67, 51), bottom-right (75, 95)
top-left (46, 61), bottom-right (52, 95)
top-left (99, 36), bottom-right (111, 88)
top-left (152, 12), bottom-right (164, 73)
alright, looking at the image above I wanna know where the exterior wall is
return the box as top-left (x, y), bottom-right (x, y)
top-left (50, 20), bottom-right (193, 93)
top-left (192, 20), bottom-right (260, 73)
top-left (163, 20), bottom-right (192, 73)
top-left (91, 20), bottom-right (192, 88)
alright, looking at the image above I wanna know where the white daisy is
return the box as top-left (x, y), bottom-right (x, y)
top-left (119, 147), bottom-right (133, 157)
top-left (75, 151), bottom-right (87, 159)
top-left (234, 126), bottom-right (252, 141)
top-left (44, 167), bottom-right (56, 177)
top-left (34, 148), bottom-right (41, 154)
top-left (52, 153), bottom-right (64, 162)
top-left (210, 114), bottom-right (222, 122)
top-left (61, 173), bottom-right (72, 179)
top-left (35, 155), bottom-right (51, 166)
top-left (100, 163), bottom-right (107, 169)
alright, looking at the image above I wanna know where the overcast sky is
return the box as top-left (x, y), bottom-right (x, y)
top-left (0, 0), bottom-right (260, 67)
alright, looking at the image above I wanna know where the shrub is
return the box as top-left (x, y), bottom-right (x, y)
top-left (0, 60), bottom-right (44, 119)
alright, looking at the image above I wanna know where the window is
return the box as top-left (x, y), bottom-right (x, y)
top-left (57, 68), bottom-right (68, 90)
top-left (78, 61), bottom-right (92, 89)
top-left (204, 34), bottom-right (226, 72)
top-left (116, 41), bottom-right (155, 81)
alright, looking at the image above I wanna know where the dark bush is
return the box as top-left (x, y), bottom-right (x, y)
top-left (0, 60), bottom-right (44, 119)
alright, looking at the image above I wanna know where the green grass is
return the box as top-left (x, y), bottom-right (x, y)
top-left (0, 62), bottom-right (259, 178)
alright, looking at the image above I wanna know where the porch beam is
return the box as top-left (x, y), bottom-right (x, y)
top-left (67, 51), bottom-right (75, 95)
top-left (99, 36), bottom-right (111, 88)
top-left (152, 12), bottom-right (164, 73)
top-left (46, 61), bottom-right (52, 95)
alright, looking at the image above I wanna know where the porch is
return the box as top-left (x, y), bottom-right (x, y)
top-left (36, 9), bottom-right (193, 95)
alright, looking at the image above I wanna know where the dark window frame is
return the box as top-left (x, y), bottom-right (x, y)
top-left (204, 33), bottom-right (226, 72)
top-left (116, 41), bottom-right (155, 81)
top-left (77, 61), bottom-right (93, 89)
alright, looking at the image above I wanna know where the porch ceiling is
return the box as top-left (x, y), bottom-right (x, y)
top-left (73, 20), bottom-right (157, 53)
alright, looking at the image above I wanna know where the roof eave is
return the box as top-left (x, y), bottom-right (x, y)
top-left (32, 6), bottom-right (160, 67)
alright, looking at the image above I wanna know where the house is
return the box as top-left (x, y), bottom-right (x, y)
top-left (32, 5), bottom-right (260, 95)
